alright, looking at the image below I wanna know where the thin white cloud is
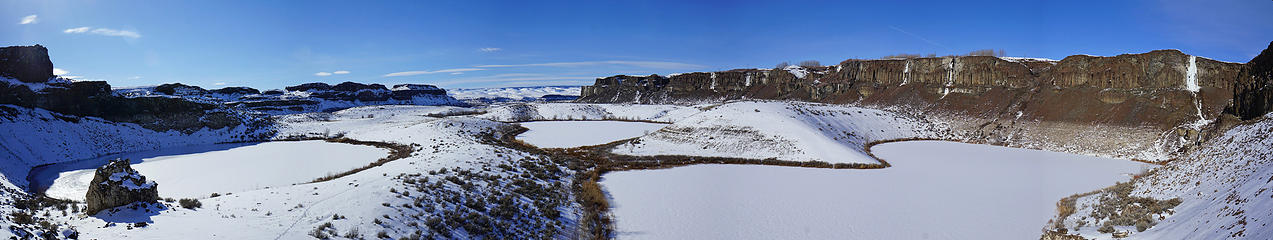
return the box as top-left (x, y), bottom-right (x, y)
top-left (451, 72), bottom-right (463, 75)
top-left (63, 27), bottom-right (141, 39)
top-left (479, 47), bottom-right (502, 52)
top-left (214, 82), bottom-right (227, 86)
top-left (52, 68), bottom-right (69, 75)
top-left (63, 27), bottom-right (89, 33)
top-left (383, 68), bottom-right (486, 77)
top-left (332, 70), bottom-right (350, 75)
top-left (314, 72), bottom-right (333, 76)
top-left (19, 15), bottom-right (37, 25)
top-left (475, 60), bottom-right (704, 69)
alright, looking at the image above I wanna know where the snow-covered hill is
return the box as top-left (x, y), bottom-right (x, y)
top-left (478, 102), bottom-right (703, 123)
top-left (449, 86), bottom-right (580, 101)
top-left (610, 101), bottom-right (946, 164)
top-left (0, 105), bottom-right (267, 190)
top-left (4, 105), bottom-right (585, 239)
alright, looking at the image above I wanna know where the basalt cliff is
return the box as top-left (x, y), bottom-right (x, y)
top-left (579, 42), bottom-right (1273, 161)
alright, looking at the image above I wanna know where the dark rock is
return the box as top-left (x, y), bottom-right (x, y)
top-left (209, 86), bottom-right (260, 95)
top-left (540, 94), bottom-right (579, 101)
top-left (262, 89), bottom-right (284, 95)
top-left (1226, 41), bottom-right (1273, 120)
top-left (390, 84), bottom-right (447, 100)
top-left (285, 82), bottom-right (332, 92)
top-left (0, 45), bottom-right (54, 83)
top-left (85, 159), bottom-right (159, 215)
top-left (333, 81), bottom-right (388, 92)
top-left (153, 83), bottom-right (207, 95)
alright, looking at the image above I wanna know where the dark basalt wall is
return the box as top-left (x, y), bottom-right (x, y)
top-left (1226, 42), bottom-right (1273, 120)
top-left (0, 45), bottom-right (54, 83)
top-left (580, 43), bottom-right (1273, 158)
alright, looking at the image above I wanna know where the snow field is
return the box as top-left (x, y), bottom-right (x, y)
top-left (611, 101), bottom-right (942, 164)
top-left (478, 102), bottom-right (704, 123)
top-left (515, 121), bottom-right (668, 148)
top-left (40, 140), bottom-right (388, 200)
top-left (602, 140), bottom-right (1149, 240)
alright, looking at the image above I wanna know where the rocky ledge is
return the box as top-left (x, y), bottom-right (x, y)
top-left (120, 81), bottom-right (465, 114)
top-left (85, 159), bottom-right (159, 215)
top-left (577, 41), bottom-right (1273, 161)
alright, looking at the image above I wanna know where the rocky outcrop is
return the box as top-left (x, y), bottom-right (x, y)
top-left (579, 44), bottom-right (1273, 160)
top-left (209, 86), bottom-right (260, 95)
top-left (0, 79), bottom-right (250, 132)
top-left (0, 46), bottom-right (262, 133)
top-left (0, 45), bottom-right (54, 83)
top-left (85, 159), bottom-right (159, 215)
top-left (1226, 41), bottom-right (1273, 120)
top-left (153, 83), bottom-right (207, 95)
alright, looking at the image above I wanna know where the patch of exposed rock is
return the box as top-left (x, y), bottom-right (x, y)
top-left (85, 159), bottom-right (159, 215)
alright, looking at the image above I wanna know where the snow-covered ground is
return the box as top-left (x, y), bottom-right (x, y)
top-left (602, 140), bottom-right (1149, 240)
top-left (39, 141), bottom-right (388, 200)
top-left (0, 104), bottom-right (263, 191)
top-left (611, 101), bottom-right (943, 164)
top-left (1051, 112), bottom-right (1273, 240)
top-left (2, 103), bottom-right (581, 239)
top-left (515, 121), bottom-right (667, 148)
top-left (478, 102), bottom-right (703, 123)
top-left (449, 86), bottom-right (580, 100)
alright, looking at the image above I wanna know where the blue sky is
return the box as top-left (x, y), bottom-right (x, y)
top-left (2, 0), bottom-right (1271, 90)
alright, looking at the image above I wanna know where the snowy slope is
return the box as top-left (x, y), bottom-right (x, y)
top-left (478, 102), bottom-right (703, 123)
top-left (1048, 113), bottom-right (1273, 239)
top-left (610, 100), bottom-right (945, 164)
top-left (0, 104), bottom-right (266, 190)
top-left (1126, 115), bottom-right (1273, 239)
top-left (17, 106), bottom-right (581, 239)
top-left (449, 86), bottom-right (580, 100)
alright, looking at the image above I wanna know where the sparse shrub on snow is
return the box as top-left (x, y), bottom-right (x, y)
top-left (178, 198), bottom-right (202, 209)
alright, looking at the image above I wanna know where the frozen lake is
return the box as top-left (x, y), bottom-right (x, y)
top-left (515, 121), bottom-right (668, 148)
top-left (601, 140), bottom-right (1151, 240)
top-left (34, 140), bottom-right (388, 200)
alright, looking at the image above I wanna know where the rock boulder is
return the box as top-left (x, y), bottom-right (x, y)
top-left (85, 159), bottom-right (159, 215)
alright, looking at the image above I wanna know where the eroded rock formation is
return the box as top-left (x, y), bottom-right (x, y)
top-left (580, 42), bottom-right (1273, 160)
top-left (85, 159), bottom-right (159, 215)
top-left (0, 45), bottom-right (54, 83)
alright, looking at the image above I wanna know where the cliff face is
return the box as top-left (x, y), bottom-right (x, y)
top-left (580, 44), bottom-right (1272, 160)
top-left (0, 45), bottom-right (54, 83)
top-left (1226, 42), bottom-right (1273, 120)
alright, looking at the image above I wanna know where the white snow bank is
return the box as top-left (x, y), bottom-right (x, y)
top-left (611, 101), bottom-right (941, 164)
top-left (0, 105), bottom-right (261, 190)
top-left (42, 141), bottom-right (388, 200)
top-left (479, 102), bottom-right (703, 123)
top-left (603, 140), bottom-right (1148, 240)
top-left (449, 86), bottom-right (581, 100)
top-left (515, 121), bottom-right (667, 148)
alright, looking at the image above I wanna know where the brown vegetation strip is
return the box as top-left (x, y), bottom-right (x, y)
top-left (309, 138), bottom-right (415, 183)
